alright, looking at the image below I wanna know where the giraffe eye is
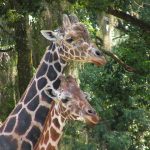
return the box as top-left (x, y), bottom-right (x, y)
top-left (66, 37), bottom-right (73, 43)
top-left (62, 98), bottom-right (69, 103)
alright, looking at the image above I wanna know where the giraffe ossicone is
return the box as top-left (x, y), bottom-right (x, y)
top-left (0, 14), bottom-right (105, 150)
top-left (34, 75), bottom-right (100, 150)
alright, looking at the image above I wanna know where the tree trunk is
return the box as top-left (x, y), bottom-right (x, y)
top-left (97, 12), bottom-right (114, 51)
top-left (15, 17), bottom-right (33, 96)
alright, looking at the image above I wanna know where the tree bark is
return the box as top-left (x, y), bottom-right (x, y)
top-left (106, 7), bottom-right (150, 33)
top-left (15, 17), bottom-right (33, 96)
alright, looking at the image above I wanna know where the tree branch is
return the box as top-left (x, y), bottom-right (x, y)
top-left (106, 7), bottom-right (150, 33)
top-left (95, 37), bottom-right (142, 75)
top-left (102, 49), bottom-right (137, 72)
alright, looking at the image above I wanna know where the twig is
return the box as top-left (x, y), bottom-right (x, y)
top-left (112, 34), bottom-right (126, 40)
top-left (96, 37), bottom-right (142, 75)
top-left (101, 48), bottom-right (137, 72)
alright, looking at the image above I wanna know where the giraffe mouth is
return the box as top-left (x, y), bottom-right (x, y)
top-left (84, 115), bottom-right (100, 125)
top-left (91, 56), bottom-right (107, 66)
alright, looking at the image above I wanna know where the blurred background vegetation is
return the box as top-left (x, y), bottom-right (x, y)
top-left (0, 0), bottom-right (149, 149)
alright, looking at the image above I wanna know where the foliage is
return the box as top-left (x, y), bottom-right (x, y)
top-left (60, 1), bottom-right (150, 149)
top-left (0, 0), bottom-right (150, 149)
top-left (0, 51), bottom-right (17, 122)
top-left (76, 59), bottom-right (149, 149)
top-left (0, 83), bottom-right (16, 121)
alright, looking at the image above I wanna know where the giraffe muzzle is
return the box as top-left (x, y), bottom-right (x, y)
top-left (83, 107), bottom-right (100, 125)
top-left (91, 56), bottom-right (107, 66)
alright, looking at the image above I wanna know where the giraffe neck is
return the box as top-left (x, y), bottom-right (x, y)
top-left (34, 102), bottom-right (67, 150)
top-left (0, 42), bottom-right (67, 150)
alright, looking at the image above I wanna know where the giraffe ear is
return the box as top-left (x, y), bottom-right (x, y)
top-left (63, 14), bottom-right (71, 29)
top-left (41, 30), bottom-right (57, 41)
top-left (69, 14), bottom-right (79, 24)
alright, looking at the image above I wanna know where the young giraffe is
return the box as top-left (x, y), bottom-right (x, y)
top-left (0, 14), bottom-right (106, 150)
top-left (34, 75), bottom-right (100, 150)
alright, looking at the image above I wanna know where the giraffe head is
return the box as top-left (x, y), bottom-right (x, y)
top-left (54, 75), bottom-right (100, 125)
top-left (41, 14), bottom-right (106, 66)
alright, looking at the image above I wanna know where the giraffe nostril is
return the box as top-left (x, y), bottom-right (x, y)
top-left (87, 109), bottom-right (96, 115)
top-left (95, 51), bottom-right (101, 56)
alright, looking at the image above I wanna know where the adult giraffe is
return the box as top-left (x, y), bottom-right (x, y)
top-left (34, 76), bottom-right (100, 150)
top-left (0, 14), bottom-right (106, 150)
